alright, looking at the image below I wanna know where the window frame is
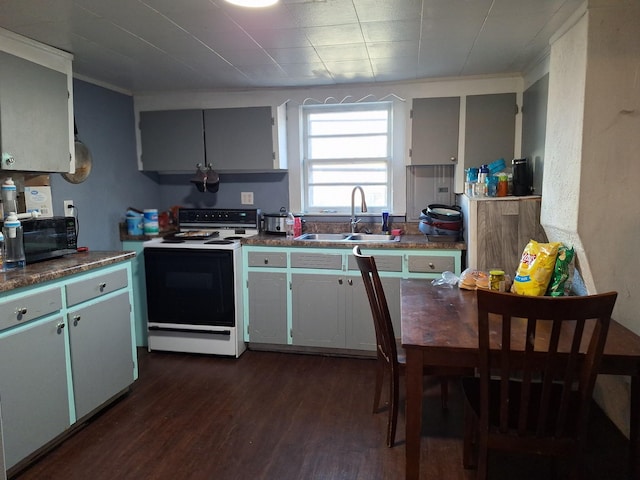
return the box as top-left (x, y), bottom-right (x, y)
top-left (300, 101), bottom-right (393, 215)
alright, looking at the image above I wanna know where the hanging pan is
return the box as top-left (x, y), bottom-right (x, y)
top-left (62, 121), bottom-right (92, 184)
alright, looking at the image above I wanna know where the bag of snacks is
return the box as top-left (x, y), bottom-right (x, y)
top-left (511, 240), bottom-right (561, 296)
top-left (546, 245), bottom-right (575, 296)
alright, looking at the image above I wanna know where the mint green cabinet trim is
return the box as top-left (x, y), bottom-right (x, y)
top-left (122, 241), bottom-right (148, 347)
top-left (243, 245), bottom-right (461, 351)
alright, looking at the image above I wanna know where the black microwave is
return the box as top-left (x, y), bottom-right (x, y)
top-left (21, 216), bottom-right (78, 263)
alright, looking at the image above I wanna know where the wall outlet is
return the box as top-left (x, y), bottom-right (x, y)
top-left (241, 192), bottom-right (254, 205)
top-left (64, 200), bottom-right (74, 217)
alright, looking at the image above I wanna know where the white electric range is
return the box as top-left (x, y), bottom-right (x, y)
top-left (143, 208), bottom-right (260, 357)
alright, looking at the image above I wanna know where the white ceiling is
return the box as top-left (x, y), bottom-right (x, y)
top-left (0, 0), bottom-right (583, 94)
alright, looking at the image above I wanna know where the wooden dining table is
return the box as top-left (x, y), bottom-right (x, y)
top-left (400, 279), bottom-right (640, 480)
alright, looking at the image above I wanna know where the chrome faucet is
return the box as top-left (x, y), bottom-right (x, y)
top-left (350, 186), bottom-right (368, 233)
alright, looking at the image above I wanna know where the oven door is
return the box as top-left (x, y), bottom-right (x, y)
top-left (144, 248), bottom-right (235, 328)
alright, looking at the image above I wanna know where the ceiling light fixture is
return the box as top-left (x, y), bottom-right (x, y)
top-left (225, 0), bottom-right (279, 7)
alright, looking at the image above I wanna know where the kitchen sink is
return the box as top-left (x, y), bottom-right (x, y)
top-left (294, 233), bottom-right (352, 241)
top-left (346, 234), bottom-right (399, 243)
top-left (294, 233), bottom-right (399, 243)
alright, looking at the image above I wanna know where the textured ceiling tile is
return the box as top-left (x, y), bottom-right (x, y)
top-left (353, 0), bottom-right (423, 22)
top-left (302, 24), bottom-right (364, 46)
top-left (316, 43), bottom-right (369, 62)
top-left (361, 20), bottom-right (421, 43)
top-left (266, 46), bottom-right (322, 64)
top-left (0, 0), bottom-right (585, 91)
top-left (284, 0), bottom-right (359, 27)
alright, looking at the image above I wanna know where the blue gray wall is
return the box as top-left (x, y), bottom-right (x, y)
top-left (50, 79), bottom-right (160, 250)
top-left (50, 80), bottom-right (290, 250)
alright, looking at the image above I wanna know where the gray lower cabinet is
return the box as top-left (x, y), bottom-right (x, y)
top-left (291, 273), bottom-right (346, 348)
top-left (0, 401), bottom-right (6, 480)
top-left (0, 51), bottom-right (70, 173)
top-left (244, 246), bottom-right (461, 354)
top-left (121, 241), bottom-right (148, 347)
top-left (67, 291), bottom-right (134, 420)
top-left (0, 261), bottom-right (136, 472)
top-left (247, 271), bottom-right (288, 344)
top-left (346, 274), bottom-right (401, 351)
top-left (0, 316), bottom-right (70, 470)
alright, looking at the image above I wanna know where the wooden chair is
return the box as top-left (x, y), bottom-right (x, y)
top-left (462, 289), bottom-right (617, 480)
top-left (353, 246), bottom-right (466, 448)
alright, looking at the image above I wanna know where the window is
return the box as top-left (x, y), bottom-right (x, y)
top-left (301, 102), bottom-right (392, 214)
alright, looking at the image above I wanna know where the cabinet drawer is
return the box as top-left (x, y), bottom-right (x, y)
top-left (0, 287), bottom-right (62, 332)
top-left (290, 252), bottom-right (342, 270)
top-left (346, 255), bottom-right (402, 272)
top-left (407, 255), bottom-right (455, 273)
top-left (247, 251), bottom-right (287, 268)
top-left (66, 268), bottom-right (128, 306)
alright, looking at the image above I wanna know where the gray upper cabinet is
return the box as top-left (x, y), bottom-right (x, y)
top-left (204, 106), bottom-right (276, 172)
top-left (139, 110), bottom-right (205, 172)
top-left (464, 93), bottom-right (516, 168)
top-left (140, 106), bottom-right (285, 172)
top-left (410, 97), bottom-right (460, 165)
top-left (0, 51), bottom-right (70, 172)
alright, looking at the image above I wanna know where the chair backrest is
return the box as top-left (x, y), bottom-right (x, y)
top-left (475, 289), bottom-right (617, 440)
top-left (353, 246), bottom-right (398, 367)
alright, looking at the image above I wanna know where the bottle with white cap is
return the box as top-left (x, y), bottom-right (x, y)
top-left (0, 230), bottom-right (4, 271)
top-left (1, 177), bottom-right (17, 219)
top-left (2, 212), bottom-right (25, 269)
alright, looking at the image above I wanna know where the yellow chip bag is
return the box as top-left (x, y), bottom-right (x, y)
top-left (511, 240), bottom-right (561, 296)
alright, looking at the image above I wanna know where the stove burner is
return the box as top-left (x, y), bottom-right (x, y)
top-left (162, 238), bottom-right (185, 243)
top-left (224, 236), bottom-right (244, 240)
top-left (204, 239), bottom-right (235, 245)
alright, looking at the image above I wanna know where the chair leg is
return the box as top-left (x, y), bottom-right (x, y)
top-left (463, 400), bottom-right (478, 469)
top-left (386, 367), bottom-right (400, 448)
top-left (439, 377), bottom-right (449, 410)
top-left (476, 433), bottom-right (489, 480)
top-left (373, 360), bottom-right (384, 413)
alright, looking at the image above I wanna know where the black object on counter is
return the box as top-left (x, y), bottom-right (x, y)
top-left (512, 158), bottom-right (531, 196)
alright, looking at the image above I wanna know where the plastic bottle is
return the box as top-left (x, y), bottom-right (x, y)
top-left (381, 210), bottom-right (390, 234)
top-left (497, 174), bottom-right (508, 197)
top-left (3, 212), bottom-right (25, 269)
top-left (477, 165), bottom-right (489, 197)
top-left (0, 230), bottom-right (4, 272)
top-left (1, 177), bottom-right (17, 219)
top-left (285, 212), bottom-right (296, 239)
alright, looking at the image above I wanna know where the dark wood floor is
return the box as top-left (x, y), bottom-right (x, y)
top-left (12, 348), bottom-right (630, 480)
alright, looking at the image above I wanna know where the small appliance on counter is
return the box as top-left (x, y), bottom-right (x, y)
top-left (263, 207), bottom-right (303, 235)
top-left (512, 158), bottom-right (532, 196)
top-left (20, 216), bottom-right (78, 263)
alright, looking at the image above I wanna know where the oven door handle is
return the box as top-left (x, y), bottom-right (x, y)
top-left (148, 326), bottom-right (231, 336)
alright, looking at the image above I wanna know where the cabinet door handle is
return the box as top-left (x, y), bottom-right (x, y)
top-left (338, 278), bottom-right (343, 285)
top-left (450, 156), bottom-right (457, 163)
top-left (98, 282), bottom-right (107, 291)
top-left (72, 315), bottom-right (81, 326)
top-left (348, 279), bottom-right (353, 286)
top-left (428, 262), bottom-right (435, 269)
top-left (56, 322), bottom-right (65, 333)
top-left (16, 307), bottom-right (28, 316)
top-left (263, 258), bottom-right (269, 264)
